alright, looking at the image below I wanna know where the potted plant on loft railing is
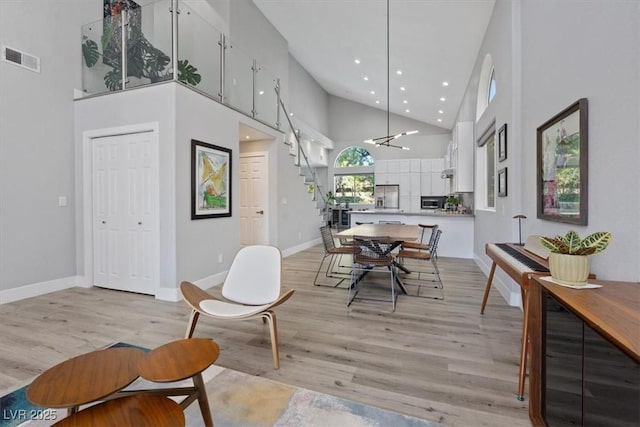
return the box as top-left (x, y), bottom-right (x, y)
top-left (81, 16), bottom-right (201, 91)
top-left (540, 230), bottom-right (612, 286)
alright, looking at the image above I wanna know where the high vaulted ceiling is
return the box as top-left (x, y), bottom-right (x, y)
top-left (253, 0), bottom-right (495, 130)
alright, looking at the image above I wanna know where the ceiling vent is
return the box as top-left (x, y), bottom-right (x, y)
top-left (2, 45), bottom-right (40, 73)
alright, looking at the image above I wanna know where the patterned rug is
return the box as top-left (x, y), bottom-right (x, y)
top-left (1, 343), bottom-right (442, 427)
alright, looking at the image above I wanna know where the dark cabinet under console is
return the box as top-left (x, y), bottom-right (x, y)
top-left (529, 278), bottom-right (640, 426)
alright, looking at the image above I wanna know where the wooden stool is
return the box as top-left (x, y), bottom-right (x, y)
top-left (27, 347), bottom-right (145, 414)
top-left (52, 394), bottom-right (184, 426)
top-left (138, 338), bottom-right (220, 427)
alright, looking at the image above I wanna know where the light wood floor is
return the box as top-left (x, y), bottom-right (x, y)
top-left (0, 244), bottom-right (531, 426)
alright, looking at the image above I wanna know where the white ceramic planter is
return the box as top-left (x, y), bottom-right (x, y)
top-left (548, 253), bottom-right (591, 286)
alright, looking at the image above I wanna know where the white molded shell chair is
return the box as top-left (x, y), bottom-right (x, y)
top-left (180, 245), bottom-right (294, 369)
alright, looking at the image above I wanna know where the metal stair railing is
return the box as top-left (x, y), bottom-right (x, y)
top-left (276, 86), bottom-right (328, 210)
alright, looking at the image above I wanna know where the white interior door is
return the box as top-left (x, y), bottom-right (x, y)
top-left (239, 154), bottom-right (268, 245)
top-left (92, 131), bottom-right (159, 294)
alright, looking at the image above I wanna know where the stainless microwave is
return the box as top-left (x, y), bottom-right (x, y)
top-left (421, 196), bottom-right (445, 210)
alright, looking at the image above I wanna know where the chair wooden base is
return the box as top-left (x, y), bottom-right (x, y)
top-left (181, 281), bottom-right (293, 370)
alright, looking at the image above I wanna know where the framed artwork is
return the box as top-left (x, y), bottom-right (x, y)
top-left (497, 167), bottom-right (507, 197)
top-left (498, 123), bottom-right (507, 162)
top-left (536, 98), bottom-right (588, 225)
top-left (192, 139), bottom-right (232, 219)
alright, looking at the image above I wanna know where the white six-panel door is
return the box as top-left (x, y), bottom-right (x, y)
top-left (239, 154), bottom-right (268, 245)
top-left (92, 131), bottom-right (159, 294)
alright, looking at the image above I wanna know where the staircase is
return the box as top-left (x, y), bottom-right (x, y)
top-left (276, 88), bottom-right (329, 219)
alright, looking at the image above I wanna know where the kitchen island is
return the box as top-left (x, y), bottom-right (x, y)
top-left (348, 209), bottom-right (474, 258)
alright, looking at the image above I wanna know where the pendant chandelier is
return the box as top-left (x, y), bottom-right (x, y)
top-left (364, 0), bottom-right (417, 150)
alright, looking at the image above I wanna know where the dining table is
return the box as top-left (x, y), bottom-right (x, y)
top-left (336, 223), bottom-right (421, 293)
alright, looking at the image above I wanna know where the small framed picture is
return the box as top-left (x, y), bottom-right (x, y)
top-left (498, 123), bottom-right (507, 162)
top-left (497, 167), bottom-right (507, 197)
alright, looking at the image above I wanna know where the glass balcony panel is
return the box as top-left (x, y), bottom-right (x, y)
top-left (224, 42), bottom-right (254, 116)
top-left (124, 0), bottom-right (173, 89)
top-left (177, 2), bottom-right (221, 100)
top-left (254, 63), bottom-right (278, 127)
top-left (81, 15), bottom-right (122, 95)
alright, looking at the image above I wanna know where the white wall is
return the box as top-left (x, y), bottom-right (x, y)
top-left (288, 54), bottom-right (330, 136)
top-left (519, 0), bottom-right (640, 282)
top-left (459, 0), bottom-right (640, 307)
top-left (327, 96), bottom-right (450, 193)
top-left (0, 0), bottom-right (99, 291)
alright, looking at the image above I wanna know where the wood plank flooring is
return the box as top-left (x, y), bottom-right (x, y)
top-left (0, 244), bottom-right (531, 426)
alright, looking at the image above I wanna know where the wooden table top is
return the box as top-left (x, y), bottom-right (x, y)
top-left (52, 394), bottom-right (185, 427)
top-left (27, 347), bottom-right (145, 408)
top-left (138, 338), bottom-right (220, 383)
top-left (533, 277), bottom-right (640, 363)
top-left (336, 223), bottom-right (420, 241)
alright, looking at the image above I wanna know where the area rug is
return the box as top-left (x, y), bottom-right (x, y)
top-left (1, 343), bottom-right (442, 427)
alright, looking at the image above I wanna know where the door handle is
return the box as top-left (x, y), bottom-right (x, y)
top-left (256, 210), bottom-right (264, 214)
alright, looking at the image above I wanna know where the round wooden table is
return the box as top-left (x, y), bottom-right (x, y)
top-left (52, 394), bottom-right (185, 427)
top-left (27, 347), bottom-right (145, 410)
top-left (138, 338), bottom-right (220, 427)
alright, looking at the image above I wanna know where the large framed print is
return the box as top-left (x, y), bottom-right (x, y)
top-left (498, 123), bottom-right (507, 162)
top-left (192, 139), bottom-right (232, 219)
top-left (536, 98), bottom-right (588, 225)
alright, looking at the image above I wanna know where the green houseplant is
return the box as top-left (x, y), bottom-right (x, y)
top-left (540, 230), bottom-right (612, 285)
top-left (82, 17), bottom-right (201, 91)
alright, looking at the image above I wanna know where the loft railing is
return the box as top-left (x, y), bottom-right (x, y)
top-left (82, 0), bottom-right (327, 209)
top-left (81, 0), bottom-right (280, 129)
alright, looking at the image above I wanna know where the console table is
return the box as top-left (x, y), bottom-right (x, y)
top-left (528, 277), bottom-right (639, 426)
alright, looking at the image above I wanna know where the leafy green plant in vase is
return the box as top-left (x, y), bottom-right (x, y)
top-left (540, 230), bottom-right (612, 285)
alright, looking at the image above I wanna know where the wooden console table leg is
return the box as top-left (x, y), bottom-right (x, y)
top-left (193, 373), bottom-right (214, 427)
top-left (481, 262), bottom-right (497, 314)
top-left (517, 287), bottom-right (529, 401)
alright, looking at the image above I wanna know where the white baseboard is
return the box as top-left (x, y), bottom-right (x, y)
top-left (154, 271), bottom-right (228, 302)
top-left (281, 237), bottom-right (322, 258)
top-left (1, 238), bottom-right (320, 305)
top-left (0, 276), bottom-right (86, 304)
top-left (473, 255), bottom-right (522, 308)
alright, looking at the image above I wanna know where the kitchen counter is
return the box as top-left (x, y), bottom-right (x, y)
top-left (348, 210), bottom-right (474, 258)
top-left (347, 209), bottom-right (474, 217)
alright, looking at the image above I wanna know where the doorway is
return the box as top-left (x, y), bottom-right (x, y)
top-left (238, 123), bottom-right (275, 246)
top-left (90, 130), bottom-right (159, 295)
top-left (239, 153), bottom-right (268, 245)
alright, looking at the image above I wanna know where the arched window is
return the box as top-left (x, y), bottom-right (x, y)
top-left (476, 54), bottom-right (495, 121)
top-left (333, 147), bottom-right (375, 205)
top-left (487, 67), bottom-right (496, 104)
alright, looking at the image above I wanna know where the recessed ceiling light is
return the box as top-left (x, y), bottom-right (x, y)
top-left (400, 86), bottom-right (406, 91)
top-left (438, 110), bottom-right (444, 114)
top-left (289, 112), bottom-right (293, 116)
top-left (437, 118), bottom-right (443, 122)
top-left (403, 100), bottom-right (408, 104)
top-left (259, 90), bottom-right (264, 95)
top-left (442, 81), bottom-right (449, 86)
top-left (375, 100), bottom-right (380, 104)
top-left (245, 135), bottom-right (250, 139)
top-left (363, 76), bottom-right (369, 81)
top-left (354, 59), bottom-right (361, 64)
top-left (405, 109), bottom-right (410, 113)
top-left (440, 97), bottom-right (446, 102)
top-left (396, 70), bottom-right (402, 75)
top-left (370, 90), bottom-right (375, 95)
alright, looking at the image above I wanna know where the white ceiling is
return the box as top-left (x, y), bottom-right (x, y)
top-left (253, 0), bottom-right (495, 130)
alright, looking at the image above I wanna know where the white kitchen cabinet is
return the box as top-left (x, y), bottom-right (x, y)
top-left (410, 159), bottom-right (421, 173)
top-left (399, 174), bottom-right (411, 196)
top-left (374, 159), bottom-right (388, 174)
top-left (420, 173), bottom-right (433, 195)
top-left (431, 172), bottom-right (447, 195)
top-left (387, 159), bottom-right (400, 174)
top-left (452, 121), bottom-right (474, 192)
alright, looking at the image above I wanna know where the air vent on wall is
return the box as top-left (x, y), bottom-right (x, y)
top-left (2, 45), bottom-right (40, 73)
